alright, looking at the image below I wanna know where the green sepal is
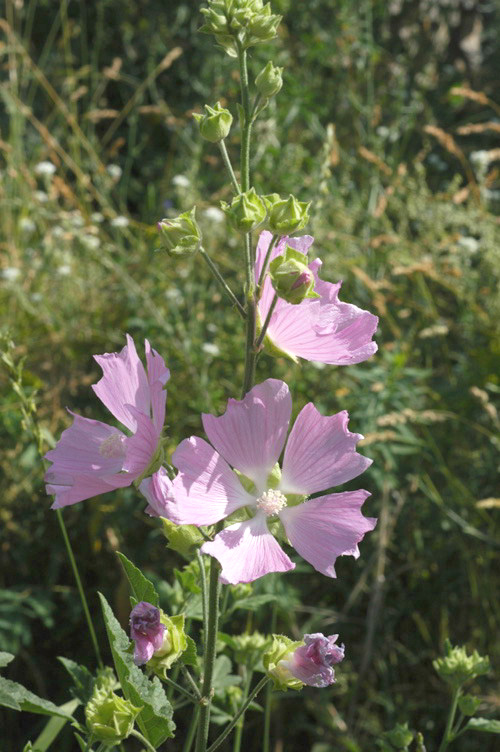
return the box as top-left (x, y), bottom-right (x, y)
top-left (263, 635), bottom-right (304, 691)
top-left (160, 518), bottom-right (204, 559)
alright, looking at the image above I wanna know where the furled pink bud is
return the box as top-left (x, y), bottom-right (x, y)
top-left (129, 601), bottom-right (166, 666)
top-left (279, 633), bottom-right (345, 688)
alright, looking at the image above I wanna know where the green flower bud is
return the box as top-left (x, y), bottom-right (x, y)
top-left (147, 613), bottom-right (188, 679)
top-left (381, 722), bottom-right (414, 749)
top-left (263, 634), bottom-right (304, 691)
top-left (85, 687), bottom-right (141, 745)
top-left (261, 193), bottom-right (281, 212)
top-left (255, 62), bottom-right (283, 99)
top-left (161, 518), bottom-right (204, 559)
top-left (193, 102), bottom-right (233, 143)
top-left (457, 693), bottom-right (481, 716)
top-left (267, 194), bottom-right (310, 235)
top-left (230, 582), bottom-right (253, 599)
top-left (221, 188), bottom-right (266, 232)
top-left (433, 640), bottom-right (490, 688)
top-left (200, 1), bottom-right (281, 56)
top-left (157, 208), bottom-right (201, 257)
top-left (231, 631), bottom-right (271, 665)
top-left (269, 245), bottom-right (319, 305)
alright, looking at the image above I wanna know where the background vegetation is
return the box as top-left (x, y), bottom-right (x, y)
top-left (1, 0), bottom-right (499, 749)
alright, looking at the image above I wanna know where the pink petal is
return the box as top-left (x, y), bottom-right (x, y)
top-left (145, 340), bottom-right (170, 433)
top-left (167, 437), bottom-right (254, 525)
top-left (201, 513), bottom-right (295, 584)
top-left (279, 491), bottom-right (377, 577)
top-left (121, 406), bottom-right (160, 477)
top-left (281, 405), bottom-right (372, 495)
top-left (44, 411), bottom-right (126, 477)
top-left (140, 468), bottom-right (173, 517)
top-left (92, 334), bottom-right (150, 432)
top-left (202, 379), bottom-right (292, 489)
top-left (48, 472), bottom-right (133, 509)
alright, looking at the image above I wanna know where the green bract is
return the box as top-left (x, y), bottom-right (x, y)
top-left (157, 208), bottom-right (202, 257)
top-left (381, 722), bottom-right (414, 749)
top-left (200, 0), bottom-right (281, 57)
top-left (263, 634), bottom-right (304, 691)
top-left (193, 102), bottom-right (233, 143)
top-left (255, 62), bottom-right (283, 99)
top-left (161, 518), bottom-right (204, 559)
top-left (85, 687), bottom-right (141, 745)
top-left (433, 640), bottom-right (490, 688)
top-left (266, 194), bottom-right (310, 234)
top-left (458, 693), bottom-right (481, 716)
top-left (147, 613), bottom-right (188, 679)
top-left (269, 245), bottom-right (319, 305)
top-left (221, 188), bottom-right (266, 232)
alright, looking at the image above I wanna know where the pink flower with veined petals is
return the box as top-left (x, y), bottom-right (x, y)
top-left (45, 335), bottom-right (169, 509)
top-left (279, 633), bottom-right (345, 688)
top-left (143, 379), bottom-right (376, 584)
top-left (256, 231), bottom-right (378, 364)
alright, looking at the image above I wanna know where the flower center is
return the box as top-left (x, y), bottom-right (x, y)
top-left (99, 432), bottom-right (126, 459)
top-left (255, 488), bottom-right (287, 517)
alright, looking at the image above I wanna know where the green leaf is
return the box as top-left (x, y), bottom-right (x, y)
top-left (0, 676), bottom-right (73, 719)
top-left (465, 717), bottom-right (500, 734)
top-left (0, 652), bottom-right (14, 668)
top-left (99, 592), bottom-right (175, 746)
top-left (181, 635), bottom-right (198, 667)
top-left (228, 594), bottom-right (277, 613)
top-left (32, 699), bottom-right (80, 751)
top-left (116, 552), bottom-right (159, 607)
top-left (212, 655), bottom-right (241, 690)
top-left (58, 657), bottom-right (94, 704)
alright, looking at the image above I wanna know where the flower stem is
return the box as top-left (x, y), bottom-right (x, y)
top-left (181, 663), bottom-right (203, 700)
top-left (199, 247), bottom-right (246, 319)
top-left (257, 233), bottom-right (279, 295)
top-left (183, 706), bottom-right (200, 752)
top-left (232, 668), bottom-right (253, 752)
top-left (130, 729), bottom-right (157, 752)
top-left (55, 509), bottom-right (103, 669)
top-left (195, 553), bottom-right (221, 752)
top-left (238, 45), bottom-right (251, 192)
top-left (255, 293), bottom-right (278, 350)
top-left (218, 140), bottom-right (241, 194)
top-left (207, 676), bottom-right (270, 752)
top-left (437, 686), bottom-right (461, 752)
top-left (162, 675), bottom-right (198, 702)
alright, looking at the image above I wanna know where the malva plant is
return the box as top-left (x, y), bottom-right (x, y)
top-left (1, 2), bottom-right (497, 751)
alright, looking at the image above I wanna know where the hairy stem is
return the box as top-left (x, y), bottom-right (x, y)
top-left (437, 687), bottom-right (461, 752)
top-left (255, 293), bottom-right (278, 350)
top-left (195, 553), bottom-right (221, 752)
top-left (207, 677), bottom-right (270, 752)
top-left (130, 729), bottom-right (157, 752)
top-left (200, 247), bottom-right (246, 319)
top-left (218, 139), bottom-right (241, 194)
top-left (257, 233), bottom-right (279, 296)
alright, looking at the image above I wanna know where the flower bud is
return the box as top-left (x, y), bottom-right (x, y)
top-left (264, 635), bottom-right (304, 691)
top-left (130, 602), bottom-right (166, 666)
top-left (269, 245), bottom-right (319, 305)
top-left (161, 517), bottom-right (204, 559)
top-left (221, 188), bottom-right (266, 233)
top-left (200, 1), bottom-right (281, 56)
top-left (267, 194), bottom-right (310, 235)
top-left (85, 687), bottom-right (141, 745)
top-left (157, 208), bottom-right (201, 257)
top-left (147, 613), bottom-right (188, 679)
top-left (458, 693), bottom-right (481, 716)
top-left (255, 62), bottom-right (283, 99)
top-left (381, 722), bottom-right (414, 749)
top-left (193, 102), bottom-right (233, 143)
top-left (433, 640), bottom-right (490, 688)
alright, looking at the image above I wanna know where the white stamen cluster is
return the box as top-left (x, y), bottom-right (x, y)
top-left (99, 433), bottom-right (126, 459)
top-left (255, 488), bottom-right (287, 517)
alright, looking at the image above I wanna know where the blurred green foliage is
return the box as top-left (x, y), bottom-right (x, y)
top-left (1, 0), bottom-right (499, 749)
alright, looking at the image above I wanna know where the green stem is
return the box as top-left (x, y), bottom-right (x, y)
top-left (130, 728), bottom-right (157, 752)
top-left (181, 663), bottom-right (203, 700)
top-left (237, 45), bottom-right (251, 192)
top-left (162, 675), bottom-right (197, 702)
top-left (197, 549), bottom-right (209, 659)
top-left (218, 140), bottom-right (241, 194)
top-left (257, 233), bottom-right (279, 295)
top-left (195, 553), bottom-right (222, 752)
top-left (438, 687), bottom-right (461, 752)
top-left (242, 232), bottom-right (257, 397)
top-left (263, 597), bottom-right (278, 752)
top-left (183, 707), bottom-right (200, 752)
top-left (55, 509), bottom-right (103, 669)
top-left (255, 293), bottom-right (278, 350)
top-left (200, 247), bottom-right (246, 319)
top-left (233, 669), bottom-right (253, 752)
top-left (207, 676), bottom-right (270, 752)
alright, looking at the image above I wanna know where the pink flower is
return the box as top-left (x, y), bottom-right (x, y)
top-left (256, 231), bottom-right (378, 364)
top-left (129, 601), bottom-right (166, 665)
top-left (279, 633), bottom-right (345, 688)
top-left (146, 379), bottom-right (376, 584)
top-left (45, 335), bottom-right (169, 509)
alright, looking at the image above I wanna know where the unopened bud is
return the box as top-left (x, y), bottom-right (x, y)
top-left (193, 102), bottom-right (233, 143)
top-left (255, 62), bottom-right (283, 99)
top-left (157, 208), bottom-right (201, 257)
top-left (382, 722), bottom-right (414, 749)
top-left (433, 639), bottom-right (490, 688)
top-left (269, 245), bottom-right (319, 304)
top-left (267, 194), bottom-right (310, 235)
top-left (458, 694), bottom-right (481, 716)
top-left (85, 687), bottom-right (141, 745)
top-left (221, 188), bottom-right (266, 232)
